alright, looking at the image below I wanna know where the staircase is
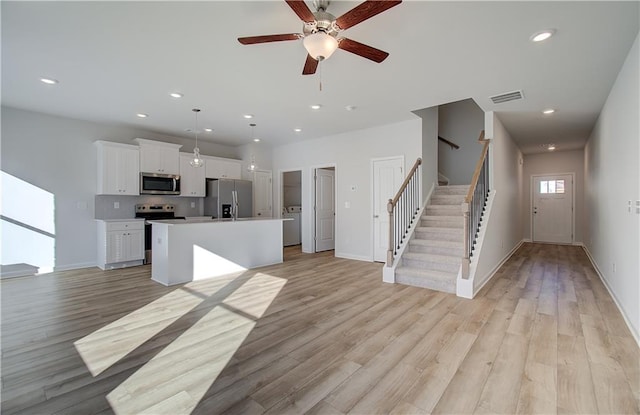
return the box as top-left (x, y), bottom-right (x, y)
top-left (395, 185), bottom-right (469, 293)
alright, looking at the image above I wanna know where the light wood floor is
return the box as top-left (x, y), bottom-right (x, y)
top-left (1, 243), bottom-right (638, 414)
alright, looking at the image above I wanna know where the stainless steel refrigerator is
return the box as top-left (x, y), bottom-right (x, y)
top-left (204, 179), bottom-right (253, 218)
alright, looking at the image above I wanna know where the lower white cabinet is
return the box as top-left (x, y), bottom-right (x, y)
top-left (97, 220), bottom-right (145, 270)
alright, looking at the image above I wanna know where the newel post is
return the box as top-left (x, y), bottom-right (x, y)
top-left (386, 199), bottom-right (394, 267)
top-left (461, 201), bottom-right (470, 278)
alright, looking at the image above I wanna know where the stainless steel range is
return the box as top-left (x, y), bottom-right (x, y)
top-left (135, 204), bottom-right (184, 264)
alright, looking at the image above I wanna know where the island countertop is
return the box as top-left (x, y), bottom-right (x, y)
top-left (150, 217), bottom-right (287, 286)
top-left (148, 217), bottom-right (291, 225)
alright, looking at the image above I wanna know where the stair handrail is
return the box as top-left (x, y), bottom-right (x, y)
top-left (438, 135), bottom-right (460, 150)
top-left (462, 131), bottom-right (490, 278)
top-left (387, 158), bottom-right (422, 266)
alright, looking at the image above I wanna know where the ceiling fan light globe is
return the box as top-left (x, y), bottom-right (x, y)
top-left (303, 32), bottom-right (338, 60)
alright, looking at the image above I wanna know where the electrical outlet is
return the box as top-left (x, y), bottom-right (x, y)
top-left (629, 200), bottom-right (632, 213)
top-left (114, 202), bottom-right (120, 209)
top-left (344, 201), bottom-right (351, 208)
top-left (191, 202), bottom-right (196, 208)
top-left (636, 200), bottom-right (640, 214)
top-left (613, 262), bottom-right (616, 273)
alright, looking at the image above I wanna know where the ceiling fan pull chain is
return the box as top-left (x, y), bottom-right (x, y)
top-left (319, 61), bottom-right (323, 92)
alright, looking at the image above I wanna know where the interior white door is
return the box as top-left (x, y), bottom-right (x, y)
top-left (253, 171), bottom-right (273, 218)
top-left (532, 174), bottom-right (573, 243)
top-left (315, 168), bottom-right (335, 252)
top-left (373, 158), bottom-right (404, 262)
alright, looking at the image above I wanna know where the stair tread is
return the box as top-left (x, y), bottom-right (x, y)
top-left (422, 215), bottom-right (462, 220)
top-left (409, 239), bottom-right (462, 247)
top-left (416, 226), bottom-right (463, 233)
top-left (395, 266), bottom-right (457, 279)
top-left (403, 252), bottom-right (462, 263)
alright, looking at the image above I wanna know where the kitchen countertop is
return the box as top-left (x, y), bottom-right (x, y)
top-left (95, 218), bottom-right (145, 222)
top-left (148, 217), bottom-right (291, 225)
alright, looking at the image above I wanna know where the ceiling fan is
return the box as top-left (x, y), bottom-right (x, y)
top-left (238, 0), bottom-right (402, 75)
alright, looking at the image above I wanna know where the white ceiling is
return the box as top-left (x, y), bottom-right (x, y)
top-left (2, 1), bottom-right (638, 154)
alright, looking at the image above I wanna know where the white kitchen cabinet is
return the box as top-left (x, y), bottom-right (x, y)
top-left (135, 138), bottom-right (182, 174)
top-left (179, 153), bottom-right (206, 197)
top-left (204, 156), bottom-right (242, 179)
top-left (95, 141), bottom-right (140, 195)
top-left (97, 220), bottom-right (145, 270)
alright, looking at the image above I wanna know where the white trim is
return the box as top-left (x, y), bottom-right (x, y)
top-left (335, 252), bottom-right (371, 262)
top-left (54, 262), bottom-right (97, 272)
top-left (530, 172), bottom-right (575, 244)
top-left (370, 155), bottom-right (405, 262)
top-left (580, 243), bottom-right (640, 347)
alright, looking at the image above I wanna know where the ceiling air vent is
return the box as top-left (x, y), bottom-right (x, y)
top-left (490, 90), bottom-right (524, 104)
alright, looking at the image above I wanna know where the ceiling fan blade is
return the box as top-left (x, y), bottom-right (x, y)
top-left (238, 33), bottom-right (302, 45)
top-left (302, 54), bottom-right (319, 75)
top-left (335, 0), bottom-right (402, 30)
top-left (285, 0), bottom-right (316, 23)
top-left (338, 38), bottom-right (389, 63)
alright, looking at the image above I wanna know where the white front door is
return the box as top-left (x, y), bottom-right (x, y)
top-left (253, 171), bottom-right (273, 218)
top-left (372, 158), bottom-right (404, 262)
top-left (532, 174), bottom-right (573, 243)
top-left (315, 168), bottom-right (335, 252)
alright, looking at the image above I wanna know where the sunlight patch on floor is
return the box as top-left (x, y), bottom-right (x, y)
top-left (74, 280), bottom-right (226, 377)
top-left (106, 306), bottom-right (256, 414)
top-left (223, 272), bottom-right (288, 319)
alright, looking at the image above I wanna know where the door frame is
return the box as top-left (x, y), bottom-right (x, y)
top-left (530, 172), bottom-right (575, 244)
top-left (279, 168), bottom-right (303, 217)
top-left (312, 163), bottom-right (337, 254)
top-left (370, 156), bottom-right (405, 262)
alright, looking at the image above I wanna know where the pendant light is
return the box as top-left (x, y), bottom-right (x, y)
top-left (247, 123), bottom-right (258, 172)
top-left (190, 108), bottom-right (203, 168)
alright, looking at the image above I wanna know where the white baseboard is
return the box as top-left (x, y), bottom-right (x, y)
top-left (472, 239), bottom-right (526, 297)
top-left (54, 262), bottom-right (97, 272)
top-left (335, 252), bottom-right (371, 262)
top-left (580, 244), bottom-right (640, 347)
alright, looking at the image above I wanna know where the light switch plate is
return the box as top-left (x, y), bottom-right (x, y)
top-left (114, 202), bottom-right (120, 209)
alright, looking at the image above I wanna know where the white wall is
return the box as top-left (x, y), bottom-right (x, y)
top-left (522, 150), bottom-right (585, 243)
top-left (584, 33), bottom-right (639, 341)
top-left (470, 112), bottom-right (524, 291)
top-left (1, 106), bottom-right (239, 271)
top-left (272, 119), bottom-right (422, 261)
top-left (412, 107), bottom-right (438, 202)
top-left (438, 98), bottom-right (485, 185)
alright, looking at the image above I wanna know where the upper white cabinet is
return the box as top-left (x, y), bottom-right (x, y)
top-left (135, 138), bottom-right (181, 174)
top-left (204, 156), bottom-right (242, 180)
top-left (179, 153), bottom-right (206, 197)
top-left (95, 141), bottom-right (140, 195)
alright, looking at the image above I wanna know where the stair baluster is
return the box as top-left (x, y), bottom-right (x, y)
top-left (461, 131), bottom-right (490, 278)
top-left (387, 158), bottom-right (422, 266)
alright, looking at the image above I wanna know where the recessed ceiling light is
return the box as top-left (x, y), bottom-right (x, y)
top-left (531, 29), bottom-right (556, 42)
top-left (310, 104), bottom-right (322, 110)
top-left (204, 128), bottom-right (213, 132)
top-left (345, 105), bottom-right (357, 111)
top-left (169, 92), bottom-right (183, 98)
top-left (253, 138), bottom-right (261, 142)
top-left (136, 113), bottom-right (148, 118)
top-left (243, 114), bottom-right (254, 119)
top-left (40, 77), bottom-right (58, 85)
top-left (547, 145), bottom-right (556, 151)
top-left (542, 108), bottom-right (555, 115)
top-left (294, 128), bottom-right (302, 133)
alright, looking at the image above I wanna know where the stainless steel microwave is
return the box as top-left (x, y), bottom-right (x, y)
top-left (140, 173), bottom-right (180, 195)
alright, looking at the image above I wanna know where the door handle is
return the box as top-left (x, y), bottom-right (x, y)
top-left (374, 215), bottom-right (379, 218)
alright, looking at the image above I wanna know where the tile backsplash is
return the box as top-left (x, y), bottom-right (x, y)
top-left (95, 195), bottom-right (203, 219)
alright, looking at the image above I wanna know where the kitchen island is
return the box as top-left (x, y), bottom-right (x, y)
top-left (149, 217), bottom-right (289, 286)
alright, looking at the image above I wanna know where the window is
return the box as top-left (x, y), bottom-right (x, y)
top-left (540, 179), bottom-right (565, 194)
